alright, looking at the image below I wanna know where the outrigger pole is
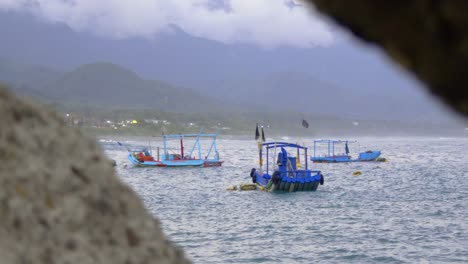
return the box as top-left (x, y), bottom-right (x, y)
top-left (189, 128), bottom-right (204, 159)
top-left (205, 128), bottom-right (219, 159)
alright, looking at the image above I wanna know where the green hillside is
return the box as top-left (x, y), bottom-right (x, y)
top-left (1, 59), bottom-right (465, 136)
top-left (37, 62), bottom-right (224, 112)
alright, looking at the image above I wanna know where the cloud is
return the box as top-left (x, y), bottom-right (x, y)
top-left (0, 0), bottom-right (335, 48)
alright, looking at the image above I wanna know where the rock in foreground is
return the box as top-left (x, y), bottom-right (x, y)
top-left (307, 0), bottom-right (468, 116)
top-left (0, 85), bottom-right (190, 264)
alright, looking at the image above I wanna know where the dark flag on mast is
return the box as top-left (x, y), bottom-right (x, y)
top-left (302, 119), bottom-right (309, 128)
top-left (255, 124), bottom-right (260, 141)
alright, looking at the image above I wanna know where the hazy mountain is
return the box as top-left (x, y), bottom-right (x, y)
top-left (0, 58), bottom-right (63, 89)
top-left (1, 58), bottom-right (465, 136)
top-left (3, 61), bottom-right (225, 113)
top-left (195, 70), bottom-right (459, 124)
top-left (0, 10), bottom-right (464, 126)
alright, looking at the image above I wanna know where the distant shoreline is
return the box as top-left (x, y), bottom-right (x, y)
top-left (87, 128), bottom-right (468, 141)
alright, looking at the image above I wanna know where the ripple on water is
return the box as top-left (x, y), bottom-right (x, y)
top-left (102, 137), bottom-right (468, 264)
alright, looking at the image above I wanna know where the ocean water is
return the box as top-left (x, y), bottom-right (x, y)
top-left (101, 137), bottom-right (468, 263)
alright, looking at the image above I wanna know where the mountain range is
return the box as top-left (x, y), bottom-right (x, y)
top-left (1, 58), bottom-right (466, 137)
top-left (0, 10), bottom-right (465, 135)
top-left (1, 59), bottom-right (227, 113)
top-left (0, 10), bottom-right (462, 125)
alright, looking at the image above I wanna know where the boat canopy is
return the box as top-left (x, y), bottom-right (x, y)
top-left (260, 141), bottom-right (309, 174)
top-left (163, 133), bottom-right (218, 139)
top-left (313, 139), bottom-right (358, 156)
top-left (313, 139), bottom-right (357, 144)
top-left (162, 130), bottom-right (220, 162)
top-left (262, 142), bottom-right (307, 150)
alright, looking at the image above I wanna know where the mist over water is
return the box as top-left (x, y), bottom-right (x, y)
top-left (102, 136), bottom-right (468, 263)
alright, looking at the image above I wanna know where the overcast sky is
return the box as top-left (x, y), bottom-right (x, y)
top-left (0, 0), bottom-right (465, 125)
top-left (0, 0), bottom-right (334, 48)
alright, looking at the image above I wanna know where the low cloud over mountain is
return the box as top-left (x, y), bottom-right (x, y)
top-left (0, 0), bottom-right (333, 48)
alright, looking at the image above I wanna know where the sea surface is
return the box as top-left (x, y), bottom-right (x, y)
top-left (100, 136), bottom-right (468, 263)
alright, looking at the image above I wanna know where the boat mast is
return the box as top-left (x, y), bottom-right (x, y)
top-left (296, 145), bottom-right (300, 168)
top-left (313, 140), bottom-right (316, 158)
top-left (198, 138), bottom-right (202, 159)
top-left (180, 136), bottom-right (184, 158)
top-left (305, 146), bottom-right (308, 170)
top-left (163, 135), bottom-right (167, 160)
top-left (332, 140), bottom-right (335, 156)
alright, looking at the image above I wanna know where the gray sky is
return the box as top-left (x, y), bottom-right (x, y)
top-left (0, 0), bottom-right (465, 125)
top-left (0, 0), bottom-right (334, 48)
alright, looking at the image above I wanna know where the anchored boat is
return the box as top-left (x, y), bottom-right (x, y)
top-left (311, 139), bottom-right (381, 163)
top-left (250, 141), bottom-right (324, 192)
top-left (126, 131), bottom-right (223, 167)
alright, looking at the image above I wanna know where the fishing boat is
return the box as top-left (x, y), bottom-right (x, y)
top-left (311, 139), bottom-right (381, 163)
top-left (126, 147), bottom-right (167, 167)
top-left (125, 130), bottom-right (223, 167)
top-left (249, 125), bottom-right (324, 192)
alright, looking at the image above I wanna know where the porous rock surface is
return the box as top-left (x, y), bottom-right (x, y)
top-left (0, 85), bottom-right (190, 264)
top-left (306, 0), bottom-right (468, 116)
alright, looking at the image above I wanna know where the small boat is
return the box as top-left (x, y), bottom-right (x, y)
top-left (249, 124), bottom-right (324, 192)
top-left (250, 141), bottom-right (324, 192)
top-left (126, 130), bottom-right (223, 167)
top-left (311, 139), bottom-right (381, 163)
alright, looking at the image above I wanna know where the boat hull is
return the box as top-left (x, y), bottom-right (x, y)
top-left (265, 180), bottom-right (320, 192)
top-left (203, 160), bottom-right (224, 167)
top-left (128, 153), bottom-right (166, 166)
top-left (253, 170), bottom-right (324, 192)
top-left (128, 153), bottom-right (223, 167)
top-left (311, 150), bottom-right (381, 163)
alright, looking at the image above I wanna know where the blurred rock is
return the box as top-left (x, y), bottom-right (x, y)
top-left (306, 0), bottom-right (468, 117)
top-left (0, 85), bottom-right (190, 263)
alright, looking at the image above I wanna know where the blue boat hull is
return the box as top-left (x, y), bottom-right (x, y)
top-left (253, 169), bottom-right (324, 192)
top-left (128, 153), bottom-right (223, 167)
top-left (161, 159), bottom-right (223, 167)
top-left (311, 150), bottom-right (381, 163)
top-left (128, 153), bottom-right (166, 167)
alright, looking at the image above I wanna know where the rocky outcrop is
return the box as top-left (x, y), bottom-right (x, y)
top-left (0, 85), bottom-right (190, 264)
top-left (306, 0), bottom-right (468, 117)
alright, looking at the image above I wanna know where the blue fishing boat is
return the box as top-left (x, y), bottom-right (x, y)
top-left (311, 139), bottom-right (381, 163)
top-left (250, 142), bottom-right (324, 192)
top-left (249, 124), bottom-right (324, 192)
top-left (125, 130), bottom-right (223, 167)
